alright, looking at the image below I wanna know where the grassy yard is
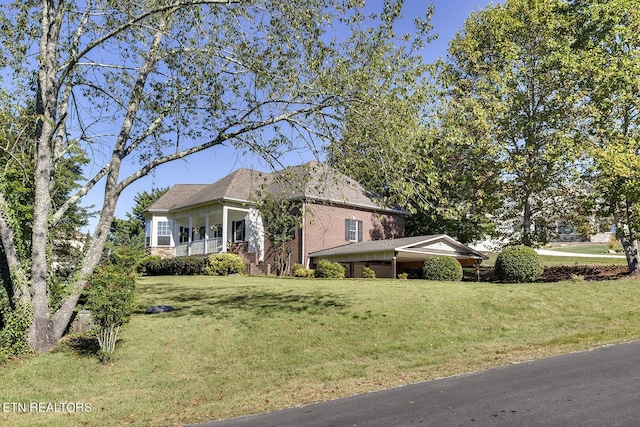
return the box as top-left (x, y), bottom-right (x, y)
top-left (2, 274), bottom-right (640, 426)
top-left (482, 250), bottom-right (628, 267)
top-left (547, 244), bottom-right (613, 254)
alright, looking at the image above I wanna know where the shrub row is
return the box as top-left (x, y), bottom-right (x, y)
top-left (140, 253), bottom-right (245, 276)
top-left (139, 245), bottom-right (543, 282)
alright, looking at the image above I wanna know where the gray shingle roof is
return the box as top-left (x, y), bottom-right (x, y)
top-left (145, 184), bottom-right (209, 211)
top-left (146, 161), bottom-right (406, 214)
top-left (309, 234), bottom-right (488, 260)
top-left (268, 161), bottom-right (391, 211)
top-left (309, 235), bottom-right (446, 257)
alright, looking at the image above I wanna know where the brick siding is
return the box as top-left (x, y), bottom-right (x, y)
top-left (302, 202), bottom-right (405, 265)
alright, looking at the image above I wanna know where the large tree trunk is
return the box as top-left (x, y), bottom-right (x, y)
top-left (28, 0), bottom-right (61, 352)
top-left (28, 200), bottom-right (118, 352)
top-left (522, 196), bottom-right (533, 247)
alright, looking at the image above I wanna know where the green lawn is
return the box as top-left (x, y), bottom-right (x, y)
top-left (2, 274), bottom-right (640, 426)
top-left (547, 244), bottom-right (615, 255)
top-left (482, 250), bottom-right (628, 267)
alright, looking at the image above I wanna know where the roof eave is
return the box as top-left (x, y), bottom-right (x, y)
top-left (298, 196), bottom-right (410, 215)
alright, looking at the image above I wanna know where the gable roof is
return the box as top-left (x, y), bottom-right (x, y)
top-left (145, 184), bottom-right (209, 212)
top-left (146, 161), bottom-right (407, 215)
top-left (309, 234), bottom-right (488, 261)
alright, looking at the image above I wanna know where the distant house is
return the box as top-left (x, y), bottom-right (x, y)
top-left (143, 161), bottom-right (486, 277)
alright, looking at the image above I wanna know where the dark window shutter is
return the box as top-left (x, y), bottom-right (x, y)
top-left (357, 220), bottom-right (363, 242)
top-left (345, 219), bottom-right (349, 241)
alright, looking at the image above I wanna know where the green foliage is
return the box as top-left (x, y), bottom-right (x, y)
top-left (139, 254), bottom-right (245, 276)
top-left (136, 255), bottom-right (162, 275)
top-left (445, 0), bottom-right (582, 247)
top-left (315, 260), bottom-right (346, 279)
top-left (0, 301), bottom-right (32, 363)
top-left (495, 246), bottom-right (544, 283)
top-left (291, 263), bottom-right (314, 278)
top-left (361, 266), bottom-right (376, 279)
top-left (140, 256), bottom-right (210, 276)
top-left (86, 265), bottom-right (136, 329)
top-left (206, 253), bottom-right (246, 276)
top-left (422, 256), bottom-right (463, 281)
top-left (397, 272), bottom-right (409, 280)
top-left (568, 1), bottom-right (640, 273)
top-left (85, 265), bottom-right (136, 363)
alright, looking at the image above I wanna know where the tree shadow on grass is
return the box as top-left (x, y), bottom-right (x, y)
top-left (56, 336), bottom-right (100, 358)
top-left (136, 283), bottom-right (351, 318)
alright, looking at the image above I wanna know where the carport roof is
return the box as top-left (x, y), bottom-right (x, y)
top-left (309, 234), bottom-right (488, 262)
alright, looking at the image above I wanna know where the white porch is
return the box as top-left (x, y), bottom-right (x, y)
top-left (175, 237), bottom-right (224, 257)
top-left (168, 204), bottom-right (264, 260)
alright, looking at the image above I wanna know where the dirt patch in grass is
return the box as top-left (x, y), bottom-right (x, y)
top-left (539, 265), bottom-right (634, 282)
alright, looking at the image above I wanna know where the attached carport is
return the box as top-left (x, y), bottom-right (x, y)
top-left (308, 234), bottom-right (488, 279)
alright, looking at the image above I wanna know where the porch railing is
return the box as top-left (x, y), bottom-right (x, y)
top-left (175, 237), bottom-right (223, 257)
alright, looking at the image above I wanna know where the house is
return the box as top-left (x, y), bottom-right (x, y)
top-left (143, 161), bottom-right (486, 277)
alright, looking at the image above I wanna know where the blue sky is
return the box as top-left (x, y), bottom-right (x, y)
top-left (86, 1), bottom-right (501, 228)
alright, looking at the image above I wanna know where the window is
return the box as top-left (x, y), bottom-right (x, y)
top-left (179, 226), bottom-right (188, 243)
top-left (194, 226), bottom-right (206, 241)
top-left (157, 221), bottom-right (171, 246)
top-left (232, 220), bottom-right (246, 242)
top-left (210, 224), bottom-right (222, 238)
top-left (345, 219), bottom-right (363, 242)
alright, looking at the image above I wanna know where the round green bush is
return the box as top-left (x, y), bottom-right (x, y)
top-left (494, 245), bottom-right (544, 283)
top-left (422, 256), bottom-right (463, 281)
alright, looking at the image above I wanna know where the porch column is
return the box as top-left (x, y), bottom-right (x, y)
top-left (392, 256), bottom-right (397, 279)
top-left (173, 220), bottom-right (179, 256)
top-left (188, 215), bottom-right (193, 256)
top-left (204, 211), bottom-right (210, 254)
top-left (222, 206), bottom-right (228, 253)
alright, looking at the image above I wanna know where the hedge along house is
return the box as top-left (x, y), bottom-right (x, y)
top-left (143, 161), bottom-right (409, 274)
top-left (308, 234), bottom-right (488, 279)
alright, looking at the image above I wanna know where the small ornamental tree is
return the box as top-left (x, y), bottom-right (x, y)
top-left (494, 245), bottom-right (544, 283)
top-left (422, 256), bottom-right (463, 281)
top-left (257, 196), bottom-right (301, 277)
top-left (85, 265), bottom-right (136, 363)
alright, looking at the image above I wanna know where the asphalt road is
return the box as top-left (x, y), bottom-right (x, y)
top-left (195, 340), bottom-right (640, 427)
